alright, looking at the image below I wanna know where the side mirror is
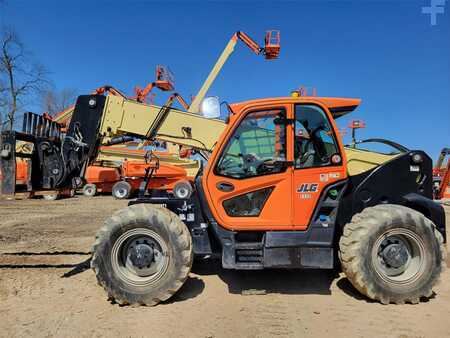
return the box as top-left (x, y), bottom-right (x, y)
top-left (200, 96), bottom-right (221, 119)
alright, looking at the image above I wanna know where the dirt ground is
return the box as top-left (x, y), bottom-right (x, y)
top-left (0, 196), bottom-right (449, 338)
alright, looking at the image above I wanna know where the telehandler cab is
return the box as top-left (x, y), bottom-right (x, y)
top-left (1, 92), bottom-right (446, 305)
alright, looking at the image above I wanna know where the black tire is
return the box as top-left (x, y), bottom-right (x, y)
top-left (173, 180), bottom-right (193, 199)
top-left (112, 181), bottom-right (132, 199)
top-left (91, 204), bottom-right (193, 306)
top-left (339, 204), bottom-right (446, 304)
top-left (83, 184), bottom-right (97, 197)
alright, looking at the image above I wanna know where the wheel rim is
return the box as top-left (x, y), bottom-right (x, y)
top-left (176, 187), bottom-right (189, 199)
top-left (115, 187), bottom-right (127, 198)
top-left (111, 228), bottom-right (170, 287)
top-left (85, 188), bottom-right (93, 195)
top-left (371, 228), bottom-right (426, 285)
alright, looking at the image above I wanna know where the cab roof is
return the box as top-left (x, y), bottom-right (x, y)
top-left (229, 96), bottom-right (362, 118)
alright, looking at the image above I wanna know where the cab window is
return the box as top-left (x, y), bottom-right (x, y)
top-left (294, 105), bottom-right (339, 168)
top-left (216, 109), bottom-right (287, 179)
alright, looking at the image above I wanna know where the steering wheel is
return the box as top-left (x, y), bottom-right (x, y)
top-left (242, 153), bottom-right (262, 173)
top-left (299, 148), bottom-right (315, 165)
top-left (256, 158), bottom-right (276, 174)
top-left (220, 157), bottom-right (240, 171)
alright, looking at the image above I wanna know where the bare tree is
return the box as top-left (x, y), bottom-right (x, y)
top-left (0, 27), bottom-right (49, 130)
top-left (42, 88), bottom-right (78, 116)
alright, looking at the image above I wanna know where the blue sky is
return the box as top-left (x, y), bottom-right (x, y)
top-left (1, 0), bottom-right (449, 158)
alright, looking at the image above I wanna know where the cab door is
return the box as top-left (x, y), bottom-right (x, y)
top-left (204, 104), bottom-right (295, 231)
top-left (292, 103), bottom-right (347, 229)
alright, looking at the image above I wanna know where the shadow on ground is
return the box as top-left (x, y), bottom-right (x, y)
top-left (192, 259), bottom-right (339, 296)
top-left (0, 252), bottom-right (377, 303)
top-left (0, 251), bottom-right (91, 277)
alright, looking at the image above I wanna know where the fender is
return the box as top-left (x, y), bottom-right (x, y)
top-left (402, 193), bottom-right (446, 242)
top-left (338, 150), bottom-right (446, 242)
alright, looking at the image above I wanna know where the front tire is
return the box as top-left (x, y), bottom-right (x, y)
top-left (339, 204), bottom-right (446, 304)
top-left (91, 204), bottom-right (193, 306)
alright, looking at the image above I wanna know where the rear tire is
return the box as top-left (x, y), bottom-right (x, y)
top-left (112, 181), bottom-right (132, 199)
top-left (83, 184), bottom-right (97, 197)
top-left (339, 204), bottom-right (446, 304)
top-left (91, 204), bottom-right (193, 306)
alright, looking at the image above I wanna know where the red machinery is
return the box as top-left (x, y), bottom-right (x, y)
top-left (53, 65), bottom-right (190, 128)
top-left (237, 30), bottom-right (280, 59)
top-left (134, 65), bottom-right (175, 103)
top-left (53, 67), bottom-right (194, 200)
top-left (349, 119), bottom-right (366, 145)
top-left (83, 156), bottom-right (194, 200)
top-left (433, 148), bottom-right (450, 199)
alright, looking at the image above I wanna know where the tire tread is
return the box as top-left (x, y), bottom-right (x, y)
top-left (91, 204), bottom-right (193, 306)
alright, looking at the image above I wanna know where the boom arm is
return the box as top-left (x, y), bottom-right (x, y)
top-left (0, 93), bottom-right (227, 193)
top-left (98, 94), bottom-right (226, 150)
top-left (188, 31), bottom-right (280, 114)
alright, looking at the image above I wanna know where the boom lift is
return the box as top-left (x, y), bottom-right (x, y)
top-left (0, 31), bottom-right (446, 306)
top-left (349, 119), bottom-right (366, 146)
top-left (433, 147), bottom-right (450, 199)
top-left (83, 145), bottom-right (200, 199)
top-left (188, 30), bottom-right (280, 113)
top-left (134, 65), bottom-right (175, 103)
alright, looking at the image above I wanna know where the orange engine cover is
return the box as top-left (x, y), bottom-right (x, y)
top-left (85, 166), bottom-right (121, 184)
top-left (122, 160), bottom-right (187, 179)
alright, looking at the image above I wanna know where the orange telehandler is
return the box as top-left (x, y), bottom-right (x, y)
top-left (1, 30), bottom-right (446, 306)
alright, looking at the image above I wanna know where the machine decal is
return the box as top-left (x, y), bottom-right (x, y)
top-left (329, 172), bottom-right (341, 179)
top-left (297, 183), bottom-right (319, 193)
top-left (320, 174), bottom-right (329, 182)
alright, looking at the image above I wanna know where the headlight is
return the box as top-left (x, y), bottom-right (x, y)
top-left (88, 98), bottom-right (97, 108)
top-left (411, 153), bottom-right (423, 164)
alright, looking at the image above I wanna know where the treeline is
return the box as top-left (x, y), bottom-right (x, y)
top-left (0, 27), bottom-right (77, 131)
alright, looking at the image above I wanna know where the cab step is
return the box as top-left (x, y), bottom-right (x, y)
top-left (235, 242), bottom-right (263, 269)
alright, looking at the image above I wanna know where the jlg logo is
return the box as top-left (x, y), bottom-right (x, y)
top-left (297, 183), bottom-right (319, 193)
